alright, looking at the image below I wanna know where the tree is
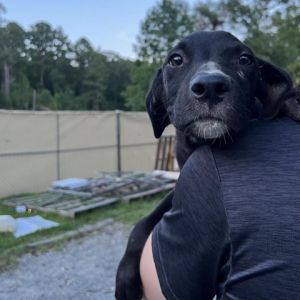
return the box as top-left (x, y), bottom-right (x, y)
top-left (123, 61), bottom-right (158, 111)
top-left (124, 0), bottom-right (194, 111)
top-left (135, 0), bottom-right (194, 64)
top-left (0, 9), bottom-right (135, 110)
top-left (72, 38), bottom-right (108, 110)
top-left (0, 0), bottom-right (298, 111)
top-left (219, 0), bottom-right (300, 70)
top-left (0, 2), bottom-right (5, 26)
top-left (103, 53), bottom-right (133, 110)
top-left (0, 22), bottom-right (26, 107)
top-left (26, 22), bottom-right (72, 92)
top-left (125, 0), bottom-right (300, 111)
top-left (10, 74), bottom-right (32, 109)
top-left (193, 0), bottom-right (225, 30)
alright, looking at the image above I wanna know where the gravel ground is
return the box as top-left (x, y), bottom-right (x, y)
top-left (0, 221), bottom-right (131, 300)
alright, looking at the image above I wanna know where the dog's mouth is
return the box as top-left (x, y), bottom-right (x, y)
top-left (184, 117), bottom-right (228, 142)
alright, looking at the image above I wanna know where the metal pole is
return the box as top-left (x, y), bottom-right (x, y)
top-left (56, 113), bottom-right (61, 180)
top-left (116, 110), bottom-right (122, 176)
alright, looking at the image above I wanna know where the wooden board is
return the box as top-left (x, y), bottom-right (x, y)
top-left (3, 172), bottom-right (176, 218)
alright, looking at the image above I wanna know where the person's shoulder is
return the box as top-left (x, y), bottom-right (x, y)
top-left (244, 117), bottom-right (300, 148)
top-left (183, 144), bottom-right (214, 170)
top-left (248, 117), bottom-right (300, 135)
top-left (212, 117), bottom-right (300, 171)
top-left (180, 144), bottom-right (219, 184)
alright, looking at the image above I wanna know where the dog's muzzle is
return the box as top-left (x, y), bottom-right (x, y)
top-left (188, 118), bottom-right (228, 141)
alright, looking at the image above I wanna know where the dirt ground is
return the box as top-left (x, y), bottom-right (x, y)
top-left (0, 222), bottom-right (131, 300)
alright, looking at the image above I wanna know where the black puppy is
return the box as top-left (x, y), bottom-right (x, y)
top-left (116, 31), bottom-right (299, 300)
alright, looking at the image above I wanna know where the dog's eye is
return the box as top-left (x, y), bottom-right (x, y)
top-left (168, 54), bottom-right (183, 67)
top-left (239, 54), bottom-right (253, 65)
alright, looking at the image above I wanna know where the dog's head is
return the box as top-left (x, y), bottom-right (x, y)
top-left (146, 31), bottom-right (296, 143)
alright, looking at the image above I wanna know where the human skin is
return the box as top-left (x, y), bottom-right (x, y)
top-left (140, 233), bottom-right (165, 300)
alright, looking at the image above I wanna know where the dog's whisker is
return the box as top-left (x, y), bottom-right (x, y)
top-left (222, 133), bottom-right (227, 145)
top-left (225, 126), bottom-right (233, 143)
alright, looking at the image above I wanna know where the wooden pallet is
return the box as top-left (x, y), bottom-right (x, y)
top-left (3, 173), bottom-right (176, 218)
top-left (155, 135), bottom-right (177, 171)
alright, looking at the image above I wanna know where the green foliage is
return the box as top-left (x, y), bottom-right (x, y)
top-left (123, 0), bottom-right (300, 110)
top-left (79, 50), bottom-right (107, 110)
top-left (193, 0), bottom-right (226, 30)
top-left (124, 0), bottom-right (194, 110)
top-left (288, 62), bottom-right (300, 85)
top-left (136, 0), bottom-right (194, 63)
top-left (225, 0), bottom-right (300, 70)
top-left (0, 10), bottom-right (134, 110)
top-left (10, 75), bottom-right (32, 109)
top-left (36, 88), bottom-right (55, 109)
top-left (0, 21), bottom-right (27, 106)
top-left (0, 193), bottom-right (164, 270)
top-left (123, 62), bottom-right (158, 111)
top-left (104, 54), bottom-right (133, 110)
top-left (0, 1), bottom-right (299, 111)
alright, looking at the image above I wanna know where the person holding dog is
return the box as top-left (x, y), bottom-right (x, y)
top-left (141, 117), bottom-right (300, 300)
top-left (116, 31), bottom-right (300, 300)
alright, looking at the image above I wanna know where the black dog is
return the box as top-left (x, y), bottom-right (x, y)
top-left (115, 31), bottom-right (299, 300)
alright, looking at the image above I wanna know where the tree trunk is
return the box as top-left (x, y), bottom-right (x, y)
top-left (3, 62), bottom-right (10, 103)
top-left (32, 89), bottom-right (37, 110)
top-left (40, 67), bottom-right (44, 87)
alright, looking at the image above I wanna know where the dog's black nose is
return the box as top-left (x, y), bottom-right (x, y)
top-left (190, 73), bottom-right (230, 102)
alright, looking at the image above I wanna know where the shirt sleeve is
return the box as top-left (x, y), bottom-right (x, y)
top-left (152, 145), bottom-right (230, 300)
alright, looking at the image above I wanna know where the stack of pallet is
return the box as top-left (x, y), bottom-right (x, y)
top-left (4, 172), bottom-right (177, 218)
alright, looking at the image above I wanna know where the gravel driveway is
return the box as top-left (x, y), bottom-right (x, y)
top-left (0, 222), bottom-right (131, 300)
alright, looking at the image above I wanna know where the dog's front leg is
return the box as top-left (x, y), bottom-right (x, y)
top-left (115, 190), bottom-right (173, 300)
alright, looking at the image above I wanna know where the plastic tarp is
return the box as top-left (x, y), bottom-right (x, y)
top-left (52, 178), bottom-right (90, 190)
top-left (14, 216), bottom-right (59, 238)
top-left (0, 215), bottom-right (16, 233)
top-left (152, 170), bottom-right (180, 180)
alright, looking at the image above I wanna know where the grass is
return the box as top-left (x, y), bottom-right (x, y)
top-left (0, 192), bottom-right (165, 271)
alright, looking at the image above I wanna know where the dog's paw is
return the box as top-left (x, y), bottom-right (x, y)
top-left (115, 261), bottom-right (143, 300)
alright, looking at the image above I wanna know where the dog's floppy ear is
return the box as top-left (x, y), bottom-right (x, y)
top-left (255, 57), bottom-right (295, 118)
top-left (146, 69), bottom-right (170, 138)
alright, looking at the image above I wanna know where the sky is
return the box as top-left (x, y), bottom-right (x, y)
top-left (2, 0), bottom-right (197, 60)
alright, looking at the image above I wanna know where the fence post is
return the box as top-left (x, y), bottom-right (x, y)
top-left (116, 110), bottom-right (122, 176)
top-left (56, 112), bottom-right (61, 180)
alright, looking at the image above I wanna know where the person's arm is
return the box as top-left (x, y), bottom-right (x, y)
top-left (115, 191), bottom-right (173, 300)
top-left (140, 146), bottom-right (230, 300)
top-left (140, 232), bottom-right (165, 300)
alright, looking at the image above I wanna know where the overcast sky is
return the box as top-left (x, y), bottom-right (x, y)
top-left (2, 0), bottom-right (197, 59)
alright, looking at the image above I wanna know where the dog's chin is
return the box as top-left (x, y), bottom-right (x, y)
top-left (186, 119), bottom-right (228, 144)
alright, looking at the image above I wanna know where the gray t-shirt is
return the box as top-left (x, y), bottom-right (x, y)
top-left (152, 118), bottom-right (300, 300)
